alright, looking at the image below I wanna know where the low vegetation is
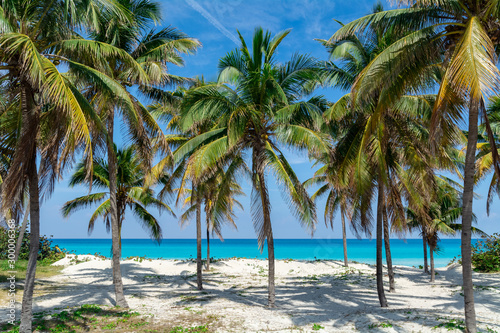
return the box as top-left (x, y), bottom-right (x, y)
top-left (472, 234), bottom-right (500, 273)
top-left (0, 260), bottom-right (63, 283)
top-left (0, 227), bottom-right (65, 263)
top-left (0, 304), bottom-right (214, 333)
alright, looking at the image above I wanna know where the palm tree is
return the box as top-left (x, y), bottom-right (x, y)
top-left (321, 7), bottom-right (438, 302)
top-left (325, 68), bottom-right (443, 304)
top-left (179, 158), bottom-right (245, 271)
top-left (87, 0), bottom-right (200, 306)
top-left (148, 79), bottom-right (221, 291)
top-left (175, 28), bottom-right (324, 307)
top-left (0, 1), bottom-right (143, 330)
top-left (320, 8), bottom-right (394, 298)
top-left (329, 1), bottom-right (500, 329)
top-left (408, 176), bottom-right (483, 282)
top-left (62, 145), bottom-right (174, 245)
top-left (419, 177), bottom-right (463, 282)
top-left (407, 208), bottom-right (430, 274)
top-left (305, 163), bottom-right (355, 268)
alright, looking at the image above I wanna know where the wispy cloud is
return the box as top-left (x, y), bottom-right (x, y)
top-left (185, 0), bottom-right (240, 44)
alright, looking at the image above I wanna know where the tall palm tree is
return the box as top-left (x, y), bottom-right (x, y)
top-left (62, 145), bottom-right (173, 245)
top-left (322, 6), bottom-right (438, 302)
top-left (329, 1), bottom-right (500, 330)
top-left (324, 68), bottom-right (443, 304)
top-left (320, 8), bottom-right (395, 298)
top-left (305, 164), bottom-right (355, 268)
top-left (87, 0), bottom-right (200, 307)
top-left (147, 79), bottom-right (220, 291)
top-left (175, 28), bottom-right (324, 307)
top-left (0, 1), bottom-right (143, 330)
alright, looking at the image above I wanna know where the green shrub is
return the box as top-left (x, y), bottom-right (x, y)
top-left (0, 224), bottom-right (65, 263)
top-left (471, 233), bottom-right (500, 273)
top-left (312, 323), bottom-right (324, 330)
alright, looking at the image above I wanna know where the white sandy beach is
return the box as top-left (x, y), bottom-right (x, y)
top-left (2, 255), bottom-right (500, 332)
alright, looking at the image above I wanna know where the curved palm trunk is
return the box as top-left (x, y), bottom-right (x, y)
top-left (382, 207), bottom-right (395, 292)
top-left (14, 203), bottom-right (30, 261)
top-left (462, 100), bottom-right (478, 333)
top-left (196, 193), bottom-right (203, 290)
top-left (19, 159), bottom-right (40, 333)
top-left (423, 230), bottom-right (429, 274)
top-left (376, 177), bottom-right (388, 307)
top-left (107, 116), bottom-right (128, 308)
top-left (206, 218), bottom-right (210, 271)
top-left (257, 169), bottom-right (275, 308)
top-left (341, 212), bottom-right (348, 267)
top-left (19, 86), bottom-right (41, 333)
top-left (429, 243), bottom-right (435, 283)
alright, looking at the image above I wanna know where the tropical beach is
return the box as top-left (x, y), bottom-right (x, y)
top-left (2, 0), bottom-right (500, 332)
top-left (1, 255), bottom-right (500, 332)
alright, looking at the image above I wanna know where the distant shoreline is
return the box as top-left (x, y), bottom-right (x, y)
top-left (50, 237), bottom-right (473, 240)
top-left (50, 238), bottom-right (470, 268)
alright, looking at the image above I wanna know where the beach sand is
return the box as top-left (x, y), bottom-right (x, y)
top-left (1, 255), bottom-right (499, 332)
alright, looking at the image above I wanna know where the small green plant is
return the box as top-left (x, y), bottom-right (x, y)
top-left (103, 322), bottom-right (117, 329)
top-left (483, 327), bottom-right (499, 333)
top-left (369, 321), bottom-right (393, 329)
top-left (433, 318), bottom-right (465, 331)
top-left (312, 323), bottom-right (324, 330)
top-left (169, 325), bottom-right (209, 333)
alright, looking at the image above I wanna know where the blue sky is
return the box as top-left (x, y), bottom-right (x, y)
top-left (40, 0), bottom-right (500, 241)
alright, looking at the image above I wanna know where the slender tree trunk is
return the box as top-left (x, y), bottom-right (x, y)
top-left (267, 223), bottom-right (276, 307)
top-left (382, 206), bottom-right (395, 292)
top-left (430, 243), bottom-right (435, 283)
top-left (19, 86), bottom-right (40, 333)
top-left (376, 177), bottom-right (388, 307)
top-left (462, 100), bottom-right (478, 333)
top-left (19, 156), bottom-right (40, 333)
top-left (107, 115), bottom-right (128, 308)
top-left (118, 210), bottom-right (124, 254)
top-left (14, 203), bottom-right (30, 261)
top-left (257, 169), bottom-right (275, 308)
top-left (423, 230), bottom-right (429, 274)
top-left (196, 193), bottom-right (203, 290)
top-left (341, 212), bottom-right (348, 267)
top-left (206, 219), bottom-right (210, 271)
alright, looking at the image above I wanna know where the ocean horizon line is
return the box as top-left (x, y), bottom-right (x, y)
top-left (51, 238), bottom-right (467, 268)
top-left (51, 237), bottom-right (467, 240)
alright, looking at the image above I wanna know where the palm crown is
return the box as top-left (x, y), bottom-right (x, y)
top-left (62, 145), bottom-right (174, 243)
top-left (177, 28), bottom-right (324, 243)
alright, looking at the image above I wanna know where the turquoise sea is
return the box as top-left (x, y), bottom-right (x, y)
top-left (52, 238), bottom-right (468, 267)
